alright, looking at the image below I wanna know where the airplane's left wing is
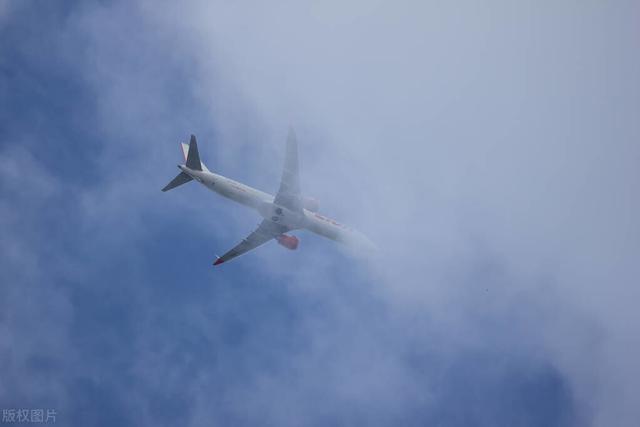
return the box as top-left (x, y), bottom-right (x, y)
top-left (213, 220), bottom-right (288, 266)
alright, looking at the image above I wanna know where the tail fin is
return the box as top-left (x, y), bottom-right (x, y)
top-left (185, 135), bottom-right (202, 171)
top-left (162, 171), bottom-right (192, 192)
top-left (181, 135), bottom-right (210, 172)
top-left (162, 134), bottom-right (210, 192)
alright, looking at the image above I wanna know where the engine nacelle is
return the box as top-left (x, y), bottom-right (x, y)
top-left (276, 234), bottom-right (299, 250)
top-left (302, 197), bottom-right (319, 212)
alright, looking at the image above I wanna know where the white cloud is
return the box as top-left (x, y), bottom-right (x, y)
top-left (134, 1), bottom-right (639, 424)
top-left (3, 1), bottom-right (639, 425)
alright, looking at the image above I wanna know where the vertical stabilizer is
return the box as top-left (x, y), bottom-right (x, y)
top-left (186, 135), bottom-right (202, 171)
top-left (181, 135), bottom-right (209, 172)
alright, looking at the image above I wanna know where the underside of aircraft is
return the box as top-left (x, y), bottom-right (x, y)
top-left (162, 129), bottom-right (375, 265)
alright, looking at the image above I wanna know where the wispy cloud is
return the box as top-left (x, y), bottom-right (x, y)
top-left (1, 1), bottom-right (639, 426)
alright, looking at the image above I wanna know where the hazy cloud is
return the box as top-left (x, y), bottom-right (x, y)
top-left (1, 1), bottom-right (638, 425)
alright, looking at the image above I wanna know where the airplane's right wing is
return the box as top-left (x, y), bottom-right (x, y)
top-left (213, 220), bottom-right (289, 265)
top-left (273, 128), bottom-right (303, 212)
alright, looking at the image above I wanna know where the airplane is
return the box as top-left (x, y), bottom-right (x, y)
top-left (162, 129), bottom-right (376, 265)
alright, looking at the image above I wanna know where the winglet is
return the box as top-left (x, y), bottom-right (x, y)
top-left (213, 257), bottom-right (224, 266)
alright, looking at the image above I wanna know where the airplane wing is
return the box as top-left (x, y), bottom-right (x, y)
top-left (273, 128), bottom-right (303, 212)
top-left (213, 220), bottom-right (289, 265)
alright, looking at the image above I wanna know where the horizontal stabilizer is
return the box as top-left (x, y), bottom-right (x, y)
top-left (161, 172), bottom-right (193, 192)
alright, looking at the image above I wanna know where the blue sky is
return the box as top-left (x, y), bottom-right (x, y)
top-left (1, 1), bottom-right (639, 426)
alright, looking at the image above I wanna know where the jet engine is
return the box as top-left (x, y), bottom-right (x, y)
top-left (302, 197), bottom-right (319, 212)
top-left (276, 234), bottom-right (299, 250)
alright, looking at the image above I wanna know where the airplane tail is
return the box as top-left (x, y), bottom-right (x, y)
top-left (162, 171), bottom-right (192, 192)
top-left (161, 134), bottom-right (209, 192)
top-left (184, 134), bottom-right (202, 171)
top-left (181, 135), bottom-right (210, 172)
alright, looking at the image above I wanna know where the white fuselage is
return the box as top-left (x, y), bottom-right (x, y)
top-left (179, 165), bottom-right (375, 250)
